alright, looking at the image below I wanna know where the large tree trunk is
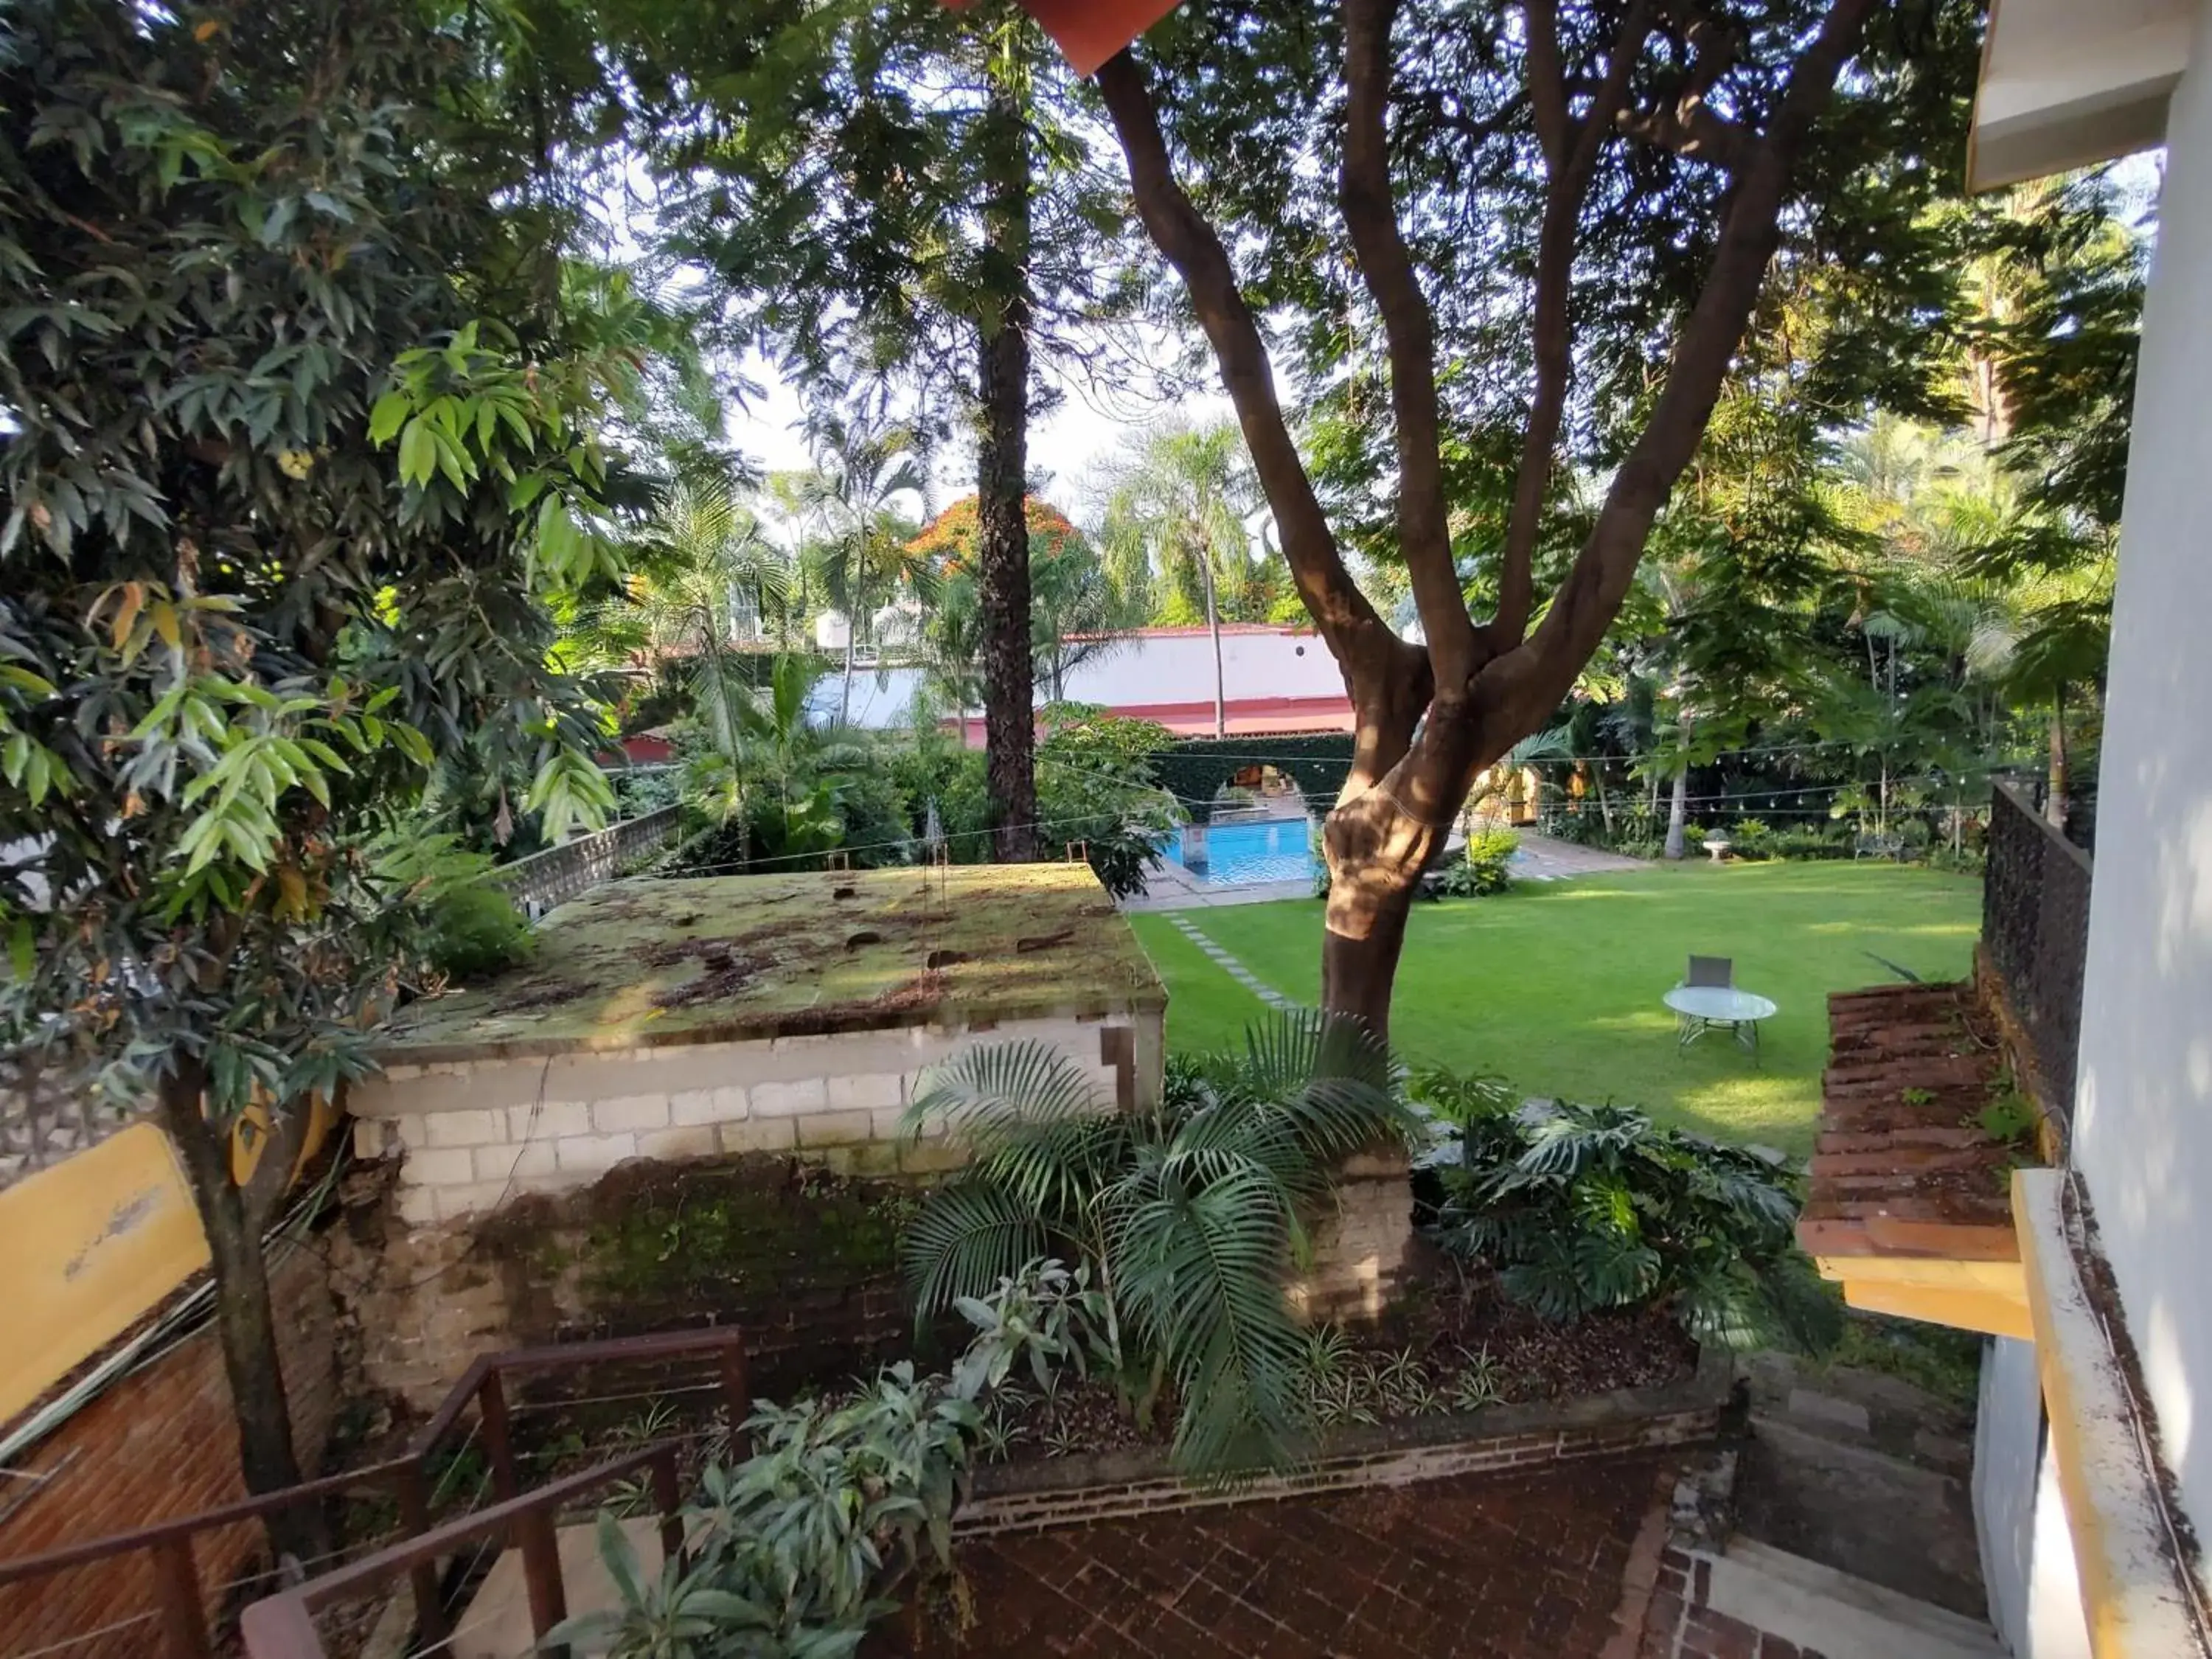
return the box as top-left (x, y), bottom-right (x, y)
top-left (158, 1061), bottom-right (321, 1566)
top-left (978, 62), bottom-right (1037, 864)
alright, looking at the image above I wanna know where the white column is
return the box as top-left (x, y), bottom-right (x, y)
top-left (2070, 0), bottom-right (2212, 1545)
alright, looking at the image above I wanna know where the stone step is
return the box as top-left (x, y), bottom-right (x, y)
top-left (453, 1515), bottom-right (672, 1659)
top-left (1707, 1537), bottom-right (2003, 1659)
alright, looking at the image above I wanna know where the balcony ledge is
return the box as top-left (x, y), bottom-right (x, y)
top-left (1797, 982), bottom-right (2031, 1340)
top-left (2014, 1168), bottom-right (2212, 1658)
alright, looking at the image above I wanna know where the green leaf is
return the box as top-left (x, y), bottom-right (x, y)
top-left (367, 392), bottom-right (409, 445)
top-left (396, 418), bottom-right (434, 487)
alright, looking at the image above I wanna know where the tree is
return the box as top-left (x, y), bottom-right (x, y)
top-left (796, 412), bottom-right (933, 723)
top-left (910, 495), bottom-right (1141, 702)
top-left (559, 0), bottom-right (1129, 864)
top-left (1096, 420), bottom-right (1286, 737)
top-left (1089, 0), bottom-right (1978, 1030)
top-left (0, 0), bottom-right (634, 1550)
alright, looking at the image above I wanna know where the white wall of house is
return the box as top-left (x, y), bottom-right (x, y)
top-left (805, 627), bottom-right (1346, 730)
top-left (1976, 1337), bottom-right (2094, 1657)
top-left (1055, 628), bottom-right (1342, 706)
top-left (2070, 0), bottom-right (2212, 1548)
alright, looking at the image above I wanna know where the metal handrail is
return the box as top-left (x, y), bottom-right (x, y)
top-left (238, 1444), bottom-right (683, 1659)
top-left (0, 1324), bottom-right (748, 1659)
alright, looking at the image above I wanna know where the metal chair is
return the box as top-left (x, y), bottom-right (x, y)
top-left (1685, 954), bottom-right (1734, 990)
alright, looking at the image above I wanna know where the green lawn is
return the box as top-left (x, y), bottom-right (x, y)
top-left (1126, 862), bottom-right (1982, 1157)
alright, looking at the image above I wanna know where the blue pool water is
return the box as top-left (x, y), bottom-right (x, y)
top-left (1161, 819), bottom-right (1318, 886)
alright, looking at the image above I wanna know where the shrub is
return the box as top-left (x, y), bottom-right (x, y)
top-left (1728, 818), bottom-right (1774, 858)
top-left (1615, 837), bottom-right (1663, 860)
top-left (553, 1361), bottom-right (976, 1659)
top-left (1768, 827), bottom-right (1852, 860)
top-left (898, 1012), bottom-right (1415, 1473)
top-left (1435, 827), bottom-right (1519, 897)
top-left (424, 883), bottom-right (533, 981)
top-left (1417, 1077), bottom-right (1842, 1356)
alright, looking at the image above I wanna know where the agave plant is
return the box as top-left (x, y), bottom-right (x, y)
top-left (899, 1011), bottom-right (1415, 1475)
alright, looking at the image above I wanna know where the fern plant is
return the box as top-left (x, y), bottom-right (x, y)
top-left (1420, 1078), bottom-right (1842, 1355)
top-left (899, 1011), bottom-right (1416, 1475)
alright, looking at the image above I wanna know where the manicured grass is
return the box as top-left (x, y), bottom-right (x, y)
top-left (1124, 861), bottom-right (1982, 1157)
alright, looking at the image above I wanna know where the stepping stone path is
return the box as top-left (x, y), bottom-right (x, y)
top-left (1165, 914), bottom-right (1302, 1012)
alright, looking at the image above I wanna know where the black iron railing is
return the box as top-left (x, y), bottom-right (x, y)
top-left (1983, 781), bottom-right (2092, 1126)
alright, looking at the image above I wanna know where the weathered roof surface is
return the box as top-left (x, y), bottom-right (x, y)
top-left (1798, 981), bottom-right (2022, 1262)
top-left (375, 864), bottom-right (1165, 1065)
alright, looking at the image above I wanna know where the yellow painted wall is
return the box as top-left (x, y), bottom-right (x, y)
top-left (0, 1124), bottom-right (210, 1425)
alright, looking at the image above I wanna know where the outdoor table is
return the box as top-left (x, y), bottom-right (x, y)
top-left (1663, 984), bottom-right (1777, 1057)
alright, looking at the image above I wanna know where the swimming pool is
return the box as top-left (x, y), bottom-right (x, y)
top-left (1160, 818), bottom-right (1318, 886)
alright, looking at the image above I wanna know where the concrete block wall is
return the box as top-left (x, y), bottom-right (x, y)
top-left (1287, 1150), bottom-right (1416, 1322)
top-left (349, 1011), bottom-right (1161, 1227)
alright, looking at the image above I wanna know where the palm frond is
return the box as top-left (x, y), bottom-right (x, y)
top-left (904, 1040), bottom-right (1108, 1143)
top-left (899, 1181), bottom-right (1048, 1320)
top-left (1114, 1165), bottom-right (1312, 1476)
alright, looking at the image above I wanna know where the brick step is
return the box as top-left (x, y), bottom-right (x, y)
top-left (1801, 1194), bottom-right (2015, 1236)
top-left (1815, 1126), bottom-right (1991, 1154)
top-left (1826, 985), bottom-right (1966, 1022)
top-left (1809, 1145), bottom-right (2003, 1180)
top-left (1798, 1214), bottom-right (2020, 1261)
top-left (1817, 1102), bottom-right (1988, 1138)
top-left (1823, 1056), bottom-right (1989, 1093)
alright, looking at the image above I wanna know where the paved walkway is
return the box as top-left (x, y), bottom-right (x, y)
top-left (1121, 863), bottom-right (1311, 911)
top-left (1161, 914), bottom-right (1300, 1012)
top-left (1510, 836), bottom-right (1646, 882)
top-left (906, 1458), bottom-right (1677, 1659)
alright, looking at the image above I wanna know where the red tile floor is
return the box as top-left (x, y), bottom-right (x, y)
top-left (904, 1456), bottom-right (1680, 1659)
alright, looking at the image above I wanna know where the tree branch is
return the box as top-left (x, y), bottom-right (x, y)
top-left (1490, 0), bottom-right (1880, 729)
top-left (1093, 49), bottom-right (1421, 711)
top-left (1490, 0), bottom-right (1654, 655)
top-left (1615, 100), bottom-right (1750, 169)
top-left (1340, 0), bottom-right (1477, 687)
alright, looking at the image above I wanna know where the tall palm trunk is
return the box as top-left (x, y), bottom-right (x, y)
top-left (1663, 764), bottom-right (1690, 860)
top-left (978, 63), bottom-right (1036, 863)
top-left (1199, 545), bottom-right (1225, 740)
top-left (2047, 682), bottom-right (2070, 831)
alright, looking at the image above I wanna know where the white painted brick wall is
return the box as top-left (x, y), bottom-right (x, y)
top-left (719, 1117), bottom-right (796, 1155)
top-left (592, 1094), bottom-right (671, 1133)
top-left (827, 1072), bottom-right (903, 1111)
top-left (556, 1132), bottom-right (636, 1174)
top-left (406, 1147), bottom-right (477, 1186)
top-left (509, 1102), bottom-right (592, 1139)
top-left (752, 1077), bottom-right (827, 1117)
top-left (422, 1107), bottom-right (507, 1147)
top-left (359, 1007), bottom-right (1164, 1226)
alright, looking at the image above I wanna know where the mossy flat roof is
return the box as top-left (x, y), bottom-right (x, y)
top-left (376, 863), bottom-right (1166, 1064)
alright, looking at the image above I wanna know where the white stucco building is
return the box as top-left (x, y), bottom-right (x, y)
top-left (807, 622), bottom-right (1356, 740)
top-left (1964, 5), bottom-right (2212, 1655)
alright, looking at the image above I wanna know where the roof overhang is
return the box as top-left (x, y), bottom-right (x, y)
top-left (1968, 0), bottom-right (2191, 190)
top-left (938, 0), bottom-right (1183, 77)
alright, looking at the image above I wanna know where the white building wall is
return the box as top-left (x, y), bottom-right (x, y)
top-left (807, 628), bottom-right (1346, 730)
top-left (1057, 630), bottom-right (1343, 706)
top-left (1976, 1337), bottom-right (2094, 1657)
top-left (2070, 0), bottom-right (2212, 1548)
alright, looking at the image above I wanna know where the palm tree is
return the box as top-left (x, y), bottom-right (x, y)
top-left (799, 411), bottom-right (933, 723)
top-left (900, 1012), bottom-right (1414, 1475)
top-left (1097, 421), bottom-right (1274, 740)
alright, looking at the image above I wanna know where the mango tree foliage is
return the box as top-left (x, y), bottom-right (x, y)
top-left (0, 0), bottom-right (639, 1532)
